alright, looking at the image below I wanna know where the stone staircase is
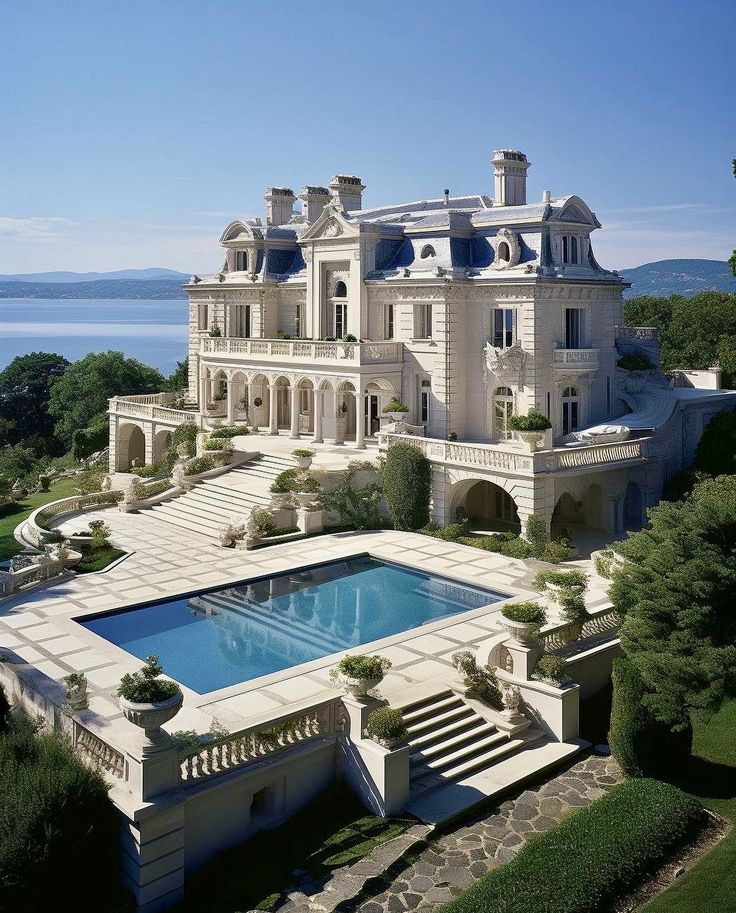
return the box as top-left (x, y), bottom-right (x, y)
top-left (403, 689), bottom-right (544, 801)
top-left (144, 453), bottom-right (293, 539)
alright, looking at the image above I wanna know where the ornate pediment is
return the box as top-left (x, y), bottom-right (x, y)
top-left (300, 199), bottom-right (359, 242)
top-left (322, 218), bottom-right (343, 238)
top-left (483, 340), bottom-right (528, 384)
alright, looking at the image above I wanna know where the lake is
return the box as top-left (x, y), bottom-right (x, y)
top-left (0, 299), bottom-right (189, 374)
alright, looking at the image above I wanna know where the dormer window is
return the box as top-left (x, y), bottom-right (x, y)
top-left (420, 245), bottom-right (436, 259)
top-left (235, 250), bottom-right (249, 271)
top-left (497, 241), bottom-right (510, 263)
top-left (562, 236), bottom-right (579, 265)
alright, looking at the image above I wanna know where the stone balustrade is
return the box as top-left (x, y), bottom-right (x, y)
top-left (24, 490), bottom-right (124, 548)
top-left (551, 347), bottom-right (599, 370)
top-left (381, 433), bottom-right (648, 476)
top-left (616, 325), bottom-right (658, 344)
top-left (73, 720), bottom-right (126, 780)
top-left (178, 697), bottom-right (344, 786)
top-left (200, 336), bottom-right (403, 366)
top-left (109, 396), bottom-right (201, 426)
top-left (540, 605), bottom-right (622, 653)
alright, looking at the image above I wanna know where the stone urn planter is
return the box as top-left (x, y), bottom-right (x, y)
top-left (545, 581), bottom-right (585, 601)
top-left (293, 455), bottom-right (313, 470)
top-left (516, 430), bottom-right (544, 452)
top-left (338, 676), bottom-right (383, 699)
top-left (119, 693), bottom-right (183, 753)
top-left (385, 411), bottom-right (408, 422)
top-left (295, 491), bottom-right (317, 509)
top-left (56, 548), bottom-right (83, 569)
top-left (271, 492), bottom-right (295, 509)
top-left (501, 616), bottom-right (542, 646)
top-left (561, 621), bottom-right (584, 645)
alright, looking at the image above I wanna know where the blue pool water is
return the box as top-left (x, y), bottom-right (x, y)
top-left (80, 556), bottom-right (505, 694)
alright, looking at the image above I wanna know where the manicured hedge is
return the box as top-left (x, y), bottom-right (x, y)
top-left (0, 719), bottom-right (122, 913)
top-left (609, 656), bottom-right (692, 777)
top-left (382, 442), bottom-right (431, 530)
top-left (441, 778), bottom-right (703, 913)
top-left (0, 684), bottom-right (9, 733)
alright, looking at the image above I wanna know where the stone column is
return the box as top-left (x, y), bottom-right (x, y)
top-left (226, 376), bottom-right (236, 425)
top-left (334, 395), bottom-right (345, 446)
top-left (355, 393), bottom-right (366, 450)
top-left (247, 380), bottom-right (257, 431)
top-left (289, 385), bottom-right (300, 439)
top-left (269, 382), bottom-right (279, 435)
top-left (312, 389), bottom-right (323, 443)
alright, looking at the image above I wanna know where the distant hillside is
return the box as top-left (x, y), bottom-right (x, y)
top-left (0, 278), bottom-right (187, 300)
top-left (621, 259), bottom-right (736, 298)
top-left (0, 267), bottom-right (190, 283)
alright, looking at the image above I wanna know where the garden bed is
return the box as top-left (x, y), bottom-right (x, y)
top-left (75, 545), bottom-right (126, 574)
top-left (441, 779), bottom-right (706, 913)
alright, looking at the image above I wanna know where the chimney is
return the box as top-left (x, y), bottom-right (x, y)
top-left (263, 187), bottom-right (296, 225)
top-left (543, 189), bottom-right (551, 203)
top-left (491, 149), bottom-right (531, 206)
top-left (298, 185), bottom-right (331, 224)
top-left (329, 174), bottom-right (365, 212)
top-left (444, 188), bottom-right (450, 206)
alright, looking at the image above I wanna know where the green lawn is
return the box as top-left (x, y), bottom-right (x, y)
top-left (75, 545), bottom-right (126, 573)
top-left (172, 781), bottom-right (412, 913)
top-left (0, 477), bottom-right (80, 560)
top-left (642, 700), bottom-right (736, 912)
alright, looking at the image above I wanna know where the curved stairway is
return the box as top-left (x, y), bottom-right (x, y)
top-left (144, 453), bottom-right (292, 539)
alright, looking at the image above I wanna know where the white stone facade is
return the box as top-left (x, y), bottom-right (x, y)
top-left (111, 149), bottom-right (736, 539)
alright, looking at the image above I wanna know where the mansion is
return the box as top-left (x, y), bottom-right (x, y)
top-left (110, 149), bottom-right (736, 539)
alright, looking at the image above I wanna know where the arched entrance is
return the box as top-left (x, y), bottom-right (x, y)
top-left (551, 492), bottom-right (581, 540)
top-left (250, 373), bottom-right (269, 430)
top-left (461, 480), bottom-right (520, 532)
top-left (275, 377), bottom-right (291, 430)
top-left (296, 378), bottom-right (314, 434)
top-left (337, 382), bottom-right (357, 441)
top-left (118, 423), bottom-right (145, 470)
top-left (624, 481), bottom-right (643, 530)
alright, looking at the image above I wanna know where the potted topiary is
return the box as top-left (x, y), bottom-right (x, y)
top-left (381, 399), bottom-right (410, 422)
top-left (117, 655), bottom-right (183, 751)
top-left (330, 654), bottom-right (392, 698)
top-left (533, 569), bottom-right (588, 601)
top-left (294, 470), bottom-right (321, 509)
top-left (269, 467), bottom-right (298, 508)
top-left (292, 448), bottom-right (316, 470)
top-left (500, 601), bottom-right (547, 645)
top-left (64, 672), bottom-right (88, 711)
top-left (508, 410), bottom-right (552, 451)
top-left (451, 651), bottom-right (503, 709)
top-left (559, 590), bottom-right (589, 643)
top-left (365, 706), bottom-right (408, 749)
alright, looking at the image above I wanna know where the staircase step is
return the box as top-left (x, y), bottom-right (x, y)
top-left (410, 713), bottom-right (490, 751)
top-left (145, 508), bottom-right (221, 536)
top-left (410, 720), bottom-right (496, 761)
top-left (149, 505), bottom-right (225, 531)
top-left (414, 733), bottom-right (540, 788)
top-left (405, 704), bottom-right (474, 738)
top-left (412, 729), bottom-right (509, 773)
top-left (185, 487), bottom-right (270, 508)
top-left (150, 499), bottom-right (241, 524)
top-left (402, 693), bottom-right (462, 726)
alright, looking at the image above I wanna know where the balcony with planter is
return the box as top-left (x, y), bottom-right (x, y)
top-left (200, 337), bottom-right (403, 369)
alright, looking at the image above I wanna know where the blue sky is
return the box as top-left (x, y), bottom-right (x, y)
top-left (1, 0), bottom-right (734, 273)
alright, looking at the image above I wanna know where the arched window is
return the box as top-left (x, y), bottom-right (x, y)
top-left (562, 386), bottom-right (580, 435)
top-left (333, 280), bottom-right (347, 297)
top-left (331, 280), bottom-right (348, 337)
top-left (494, 386), bottom-right (514, 440)
top-left (497, 241), bottom-right (510, 263)
top-left (235, 250), bottom-right (248, 271)
top-left (420, 245), bottom-right (436, 259)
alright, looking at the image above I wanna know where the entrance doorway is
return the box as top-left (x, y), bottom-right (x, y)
top-left (366, 395), bottom-right (380, 436)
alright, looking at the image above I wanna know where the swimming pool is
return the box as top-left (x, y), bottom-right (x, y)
top-left (80, 555), bottom-right (506, 693)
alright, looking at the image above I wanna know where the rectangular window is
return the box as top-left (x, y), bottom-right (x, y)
top-left (416, 303), bottom-right (432, 339)
top-left (546, 391), bottom-right (551, 418)
top-left (235, 250), bottom-right (248, 271)
top-left (234, 304), bottom-right (251, 337)
top-left (493, 308), bottom-right (515, 348)
top-left (565, 308), bottom-right (582, 349)
top-left (198, 304), bottom-right (209, 331)
top-left (386, 303), bottom-right (395, 339)
top-left (420, 386), bottom-right (431, 423)
top-left (334, 303), bottom-right (347, 338)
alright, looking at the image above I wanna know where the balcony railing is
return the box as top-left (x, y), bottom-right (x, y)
top-left (380, 433), bottom-right (648, 476)
top-left (552, 347), bottom-right (599, 370)
top-left (109, 394), bottom-right (202, 426)
top-left (200, 337), bottom-right (403, 366)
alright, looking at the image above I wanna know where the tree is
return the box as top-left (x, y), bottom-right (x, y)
top-left (48, 350), bottom-right (163, 445)
top-left (382, 443), bottom-right (431, 530)
top-left (165, 356), bottom-right (189, 392)
top-left (610, 476), bottom-right (736, 732)
top-left (0, 352), bottom-right (69, 453)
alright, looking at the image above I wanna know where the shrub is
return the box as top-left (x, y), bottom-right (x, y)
top-left (0, 719), bottom-right (121, 913)
top-left (508, 409), bottom-right (552, 432)
top-left (383, 443), bottom-right (431, 530)
top-left (343, 333), bottom-right (358, 343)
top-left (88, 518), bottom-right (111, 550)
top-left (559, 591), bottom-right (588, 626)
top-left (203, 437), bottom-right (232, 451)
top-left (172, 421), bottom-right (198, 457)
top-left (130, 462), bottom-right (157, 477)
top-left (693, 410), bottom-right (736, 476)
top-left (593, 548), bottom-right (616, 578)
top-left (609, 657), bottom-right (692, 778)
top-left (329, 654), bottom-right (391, 683)
top-left (250, 508), bottom-right (278, 539)
top-left (440, 778), bottom-right (704, 913)
top-left (365, 707), bottom-right (407, 746)
top-left (295, 471), bottom-right (321, 493)
top-left (117, 655), bottom-right (181, 703)
top-left (533, 569), bottom-right (588, 591)
top-left (524, 514), bottom-right (548, 557)
top-left (458, 533), bottom-right (532, 559)
top-left (617, 352), bottom-right (655, 371)
top-left (381, 398), bottom-right (409, 414)
top-left (452, 651), bottom-right (503, 709)
top-left (533, 655), bottom-right (569, 686)
top-left (209, 425), bottom-right (250, 439)
top-left (320, 466), bottom-right (383, 530)
top-left (270, 468), bottom-right (300, 493)
top-left (184, 455), bottom-right (215, 475)
top-left (75, 466), bottom-right (105, 494)
top-left (292, 448), bottom-right (316, 458)
top-left (541, 540), bottom-right (572, 563)
top-left (501, 601), bottom-right (546, 625)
